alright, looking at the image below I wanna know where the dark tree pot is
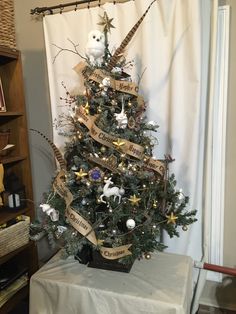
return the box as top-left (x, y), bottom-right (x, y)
top-left (75, 244), bottom-right (92, 264)
top-left (88, 250), bottom-right (134, 273)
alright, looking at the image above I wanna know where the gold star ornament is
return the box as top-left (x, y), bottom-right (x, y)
top-left (97, 12), bottom-right (115, 33)
top-left (113, 138), bottom-right (125, 148)
top-left (166, 212), bottom-right (178, 224)
top-left (83, 102), bottom-right (90, 115)
top-left (97, 239), bottom-right (105, 246)
top-left (128, 194), bottom-right (141, 205)
top-left (75, 169), bottom-right (88, 179)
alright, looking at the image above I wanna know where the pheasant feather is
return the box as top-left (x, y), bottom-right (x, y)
top-left (106, 0), bottom-right (156, 71)
top-left (30, 128), bottom-right (66, 170)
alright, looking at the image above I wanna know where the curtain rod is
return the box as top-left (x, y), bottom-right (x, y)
top-left (31, 0), bottom-right (131, 15)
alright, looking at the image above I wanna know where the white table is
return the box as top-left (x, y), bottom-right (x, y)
top-left (30, 250), bottom-right (193, 314)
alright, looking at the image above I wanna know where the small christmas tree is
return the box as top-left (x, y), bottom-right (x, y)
top-left (33, 3), bottom-right (196, 271)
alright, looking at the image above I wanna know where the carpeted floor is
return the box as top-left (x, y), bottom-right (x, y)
top-left (198, 305), bottom-right (236, 313)
top-left (9, 298), bottom-right (29, 314)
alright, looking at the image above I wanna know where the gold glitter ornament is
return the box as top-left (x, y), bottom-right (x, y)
top-left (153, 200), bottom-right (158, 208)
top-left (77, 131), bottom-right (83, 139)
top-left (107, 154), bottom-right (118, 168)
top-left (128, 116), bottom-right (136, 129)
top-left (118, 161), bottom-right (125, 168)
top-left (55, 231), bottom-right (61, 239)
top-left (100, 146), bottom-right (106, 153)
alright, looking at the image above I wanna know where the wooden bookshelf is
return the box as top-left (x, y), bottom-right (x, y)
top-left (0, 46), bottom-right (38, 313)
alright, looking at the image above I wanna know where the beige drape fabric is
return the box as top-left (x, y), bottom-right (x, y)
top-left (30, 251), bottom-right (193, 314)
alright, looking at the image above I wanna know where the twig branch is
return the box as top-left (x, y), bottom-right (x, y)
top-left (52, 38), bottom-right (87, 63)
top-left (137, 67), bottom-right (147, 87)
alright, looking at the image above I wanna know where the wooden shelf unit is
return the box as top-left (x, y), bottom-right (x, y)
top-left (0, 46), bottom-right (38, 313)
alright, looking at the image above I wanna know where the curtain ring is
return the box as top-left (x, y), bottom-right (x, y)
top-left (113, 1), bottom-right (116, 4)
top-left (98, 0), bottom-right (101, 7)
top-left (87, 0), bottom-right (91, 9)
top-left (59, 5), bottom-right (64, 14)
top-left (74, 2), bottom-right (78, 11)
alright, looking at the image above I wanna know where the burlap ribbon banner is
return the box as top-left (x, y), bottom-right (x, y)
top-left (100, 245), bottom-right (132, 260)
top-left (74, 62), bottom-right (145, 109)
top-left (53, 170), bottom-right (73, 207)
top-left (66, 206), bottom-right (98, 245)
top-left (87, 155), bottom-right (119, 173)
top-left (53, 170), bottom-right (97, 245)
top-left (53, 171), bottom-right (132, 259)
top-left (76, 106), bottom-right (165, 176)
top-left (89, 69), bottom-right (139, 96)
top-left (74, 62), bottom-right (138, 96)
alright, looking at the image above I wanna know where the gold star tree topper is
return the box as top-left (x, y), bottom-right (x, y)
top-left (97, 12), bottom-right (115, 33)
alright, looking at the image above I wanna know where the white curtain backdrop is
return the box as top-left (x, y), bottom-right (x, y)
top-left (43, 0), bottom-right (214, 311)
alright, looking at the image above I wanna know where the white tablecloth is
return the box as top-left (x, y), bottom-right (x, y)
top-left (29, 251), bottom-right (193, 314)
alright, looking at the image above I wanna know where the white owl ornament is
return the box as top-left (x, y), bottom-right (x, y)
top-left (86, 30), bottom-right (105, 66)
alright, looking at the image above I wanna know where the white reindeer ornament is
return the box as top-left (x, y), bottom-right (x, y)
top-left (100, 178), bottom-right (125, 204)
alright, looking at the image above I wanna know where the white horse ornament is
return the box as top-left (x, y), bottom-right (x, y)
top-left (100, 178), bottom-right (124, 204)
top-left (114, 97), bottom-right (128, 129)
top-left (40, 203), bottom-right (59, 222)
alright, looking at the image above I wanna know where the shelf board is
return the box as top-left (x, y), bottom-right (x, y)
top-left (0, 155), bottom-right (27, 164)
top-left (0, 241), bottom-right (34, 266)
top-left (0, 207), bottom-right (30, 225)
top-left (0, 111), bottom-right (24, 117)
top-left (0, 47), bottom-right (19, 65)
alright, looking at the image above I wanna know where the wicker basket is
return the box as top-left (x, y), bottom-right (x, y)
top-left (0, 0), bottom-right (17, 49)
top-left (0, 216), bottom-right (30, 257)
